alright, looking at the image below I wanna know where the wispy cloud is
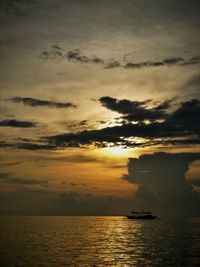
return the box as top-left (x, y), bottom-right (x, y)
top-left (0, 119), bottom-right (36, 128)
top-left (125, 57), bottom-right (184, 69)
top-left (16, 143), bottom-right (56, 150)
top-left (124, 56), bottom-right (200, 69)
top-left (40, 46), bottom-right (104, 64)
top-left (9, 97), bottom-right (77, 109)
top-left (104, 61), bottom-right (121, 69)
top-left (39, 46), bottom-right (200, 70)
top-left (66, 49), bottom-right (104, 64)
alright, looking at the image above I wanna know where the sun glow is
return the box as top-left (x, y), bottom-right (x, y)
top-left (101, 147), bottom-right (131, 156)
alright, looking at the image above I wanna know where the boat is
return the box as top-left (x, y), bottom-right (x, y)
top-left (126, 209), bottom-right (157, 220)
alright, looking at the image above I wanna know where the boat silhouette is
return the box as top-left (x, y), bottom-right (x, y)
top-left (126, 209), bottom-right (157, 220)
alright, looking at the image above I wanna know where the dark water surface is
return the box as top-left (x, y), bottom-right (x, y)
top-left (0, 216), bottom-right (200, 266)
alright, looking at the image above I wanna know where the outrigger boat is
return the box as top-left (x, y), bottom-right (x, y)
top-left (126, 209), bottom-right (157, 220)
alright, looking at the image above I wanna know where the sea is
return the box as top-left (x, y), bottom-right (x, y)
top-left (0, 216), bottom-right (200, 267)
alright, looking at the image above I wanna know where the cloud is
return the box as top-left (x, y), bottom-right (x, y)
top-left (148, 138), bottom-right (200, 147)
top-left (40, 47), bottom-right (104, 64)
top-left (0, 119), bottom-right (36, 128)
top-left (104, 61), bottom-right (121, 69)
top-left (51, 44), bottom-right (62, 50)
top-left (0, 141), bottom-right (56, 150)
top-left (181, 56), bottom-right (200, 66)
top-left (123, 56), bottom-right (200, 70)
top-left (99, 96), bottom-right (172, 122)
top-left (59, 191), bottom-right (120, 216)
top-left (0, 189), bottom-right (57, 215)
top-left (125, 57), bottom-right (184, 69)
top-left (47, 129), bottom-right (126, 148)
top-left (2, 98), bottom-right (199, 150)
top-left (16, 142), bottom-right (56, 150)
top-left (123, 152), bottom-right (200, 216)
top-left (0, 172), bottom-right (48, 186)
top-left (40, 45), bottom-right (200, 71)
top-left (66, 49), bottom-right (104, 64)
top-left (44, 98), bottom-right (200, 149)
top-left (166, 99), bottom-right (200, 135)
top-left (64, 119), bottom-right (108, 132)
top-left (40, 49), bottom-right (64, 60)
top-left (65, 120), bottom-right (90, 131)
top-left (9, 97), bottom-right (77, 109)
top-left (0, 141), bottom-right (14, 148)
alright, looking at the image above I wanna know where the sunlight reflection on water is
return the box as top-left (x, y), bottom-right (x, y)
top-left (0, 216), bottom-right (200, 266)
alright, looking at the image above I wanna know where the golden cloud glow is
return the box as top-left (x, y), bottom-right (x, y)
top-left (100, 147), bottom-right (132, 157)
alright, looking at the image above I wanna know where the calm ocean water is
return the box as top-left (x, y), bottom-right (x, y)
top-left (0, 216), bottom-right (200, 267)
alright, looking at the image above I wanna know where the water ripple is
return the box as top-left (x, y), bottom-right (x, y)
top-left (0, 216), bottom-right (200, 266)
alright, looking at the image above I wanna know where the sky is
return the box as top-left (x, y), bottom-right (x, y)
top-left (0, 0), bottom-right (200, 216)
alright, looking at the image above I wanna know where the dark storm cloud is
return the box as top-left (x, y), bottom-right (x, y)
top-left (99, 96), bottom-right (172, 122)
top-left (0, 172), bottom-right (48, 186)
top-left (1, 100), bottom-right (198, 152)
top-left (2, 97), bottom-right (195, 150)
top-left (0, 119), bottom-right (36, 128)
top-left (166, 99), bottom-right (200, 135)
top-left (47, 130), bottom-right (127, 148)
top-left (45, 98), bottom-right (200, 148)
top-left (123, 152), bottom-right (200, 216)
top-left (10, 97), bottom-right (77, 109)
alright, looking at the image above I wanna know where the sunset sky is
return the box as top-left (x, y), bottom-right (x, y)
top-left (0, 0), bottom-right (200, 216)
